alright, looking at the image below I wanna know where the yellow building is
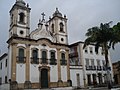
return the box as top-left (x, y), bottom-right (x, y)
top-left (113, 61), bottom-right (120, 85)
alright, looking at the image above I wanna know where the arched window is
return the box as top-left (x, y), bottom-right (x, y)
top-left (18, 48), bottom-right (25, 62)
top-left (51, 52), bottom-right (55, 59)
top-left (32, 49), bottom-right (38, 63)
top-left (50, 51), bottom-right (56, 65)
top-left (59, 22), bottom-right (64, 32)
top-left (51, 24), bottom-right (54, 33)
top-left (60, 52), bottom-right (67, 65)
top-left (61, 53), bottom-right (65, 60)
top-left (19, 12), bottom-right (25, 23)
top-left (41, 51), bottom-right (47, 64)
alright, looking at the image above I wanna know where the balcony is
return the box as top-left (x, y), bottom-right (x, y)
top-left (107, 67), bottom-right (111, 71)
top-left (69, 52), bottom-right (78, 58)
top-left (97, 66), bottom-right (102, 71)
top-left (16, 56), bottom-right (26, 63)
top-left (102, 66), bottom-right (111, 71)
top-left (103, 66), bottom-right (106, 71)
top-left (50, 59), bottom-right (57, 65)
top-left (41, 58), bottom-right (48, 64)
top-left (60, 59), bottom-right (67, 65)
top-left (86, 65), bottom-right (96, 70)
top-left (86, 65), bottom-right (90, 70)
top-left (92, 66), bottom-right (96, 70)
top-left (31, 57), bottom-right (39, 64)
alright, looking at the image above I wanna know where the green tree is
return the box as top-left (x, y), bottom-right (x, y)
top-left (110, 22), bottom-right (120, 49)
top-left (83, 22), bottom-right (113, 89)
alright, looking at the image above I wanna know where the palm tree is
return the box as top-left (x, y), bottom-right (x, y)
top-left (109, 22), bottom-right (120, 49)
top-left (83, 22), bottom-right (113, 89)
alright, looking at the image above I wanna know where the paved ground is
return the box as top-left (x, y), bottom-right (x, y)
top-left (24, 87), bottom-right (120, 90)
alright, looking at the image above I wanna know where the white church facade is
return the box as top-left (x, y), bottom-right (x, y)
top-left (1, 0), bottom-right (71, 89)
top-left (0, 0), bottom-right (113, 89)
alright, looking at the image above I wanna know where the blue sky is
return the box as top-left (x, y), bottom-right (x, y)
top-left (0, 0), bottom-right (120, 62)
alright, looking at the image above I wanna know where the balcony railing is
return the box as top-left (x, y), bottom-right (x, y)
top-left (16, 56), bottom-right (26, 63)
top-left (91, 66), bottom-right (96, 70)
top-left (69, 52), bottom-right (78, 58)
top-left (86, 65), bottom-right (111, 71)
top-left (97, 66), bottom-right (102, 71)
top-left (60, 59), bottom-right (67, 65)
top-left (31, 57), bottom-right (39, 64)
top-left (103, 66), bottom-right (106, 71)
top-left (41, 58), bottom-right (48, 64)
top-left (50, 59), bottom-right (57, 65)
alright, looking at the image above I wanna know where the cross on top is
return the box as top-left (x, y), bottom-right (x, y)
top-left (41, 12), bottom-right (45, 21)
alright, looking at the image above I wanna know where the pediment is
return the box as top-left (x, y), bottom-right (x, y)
top-left (30, 22), bottom-right (56, 43)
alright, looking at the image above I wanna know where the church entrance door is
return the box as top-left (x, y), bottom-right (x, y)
top-left (41, 69), bottom-right (48, 88)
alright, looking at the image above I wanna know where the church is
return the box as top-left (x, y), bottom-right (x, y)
top-left (6, 0), bottom-right (71, 89)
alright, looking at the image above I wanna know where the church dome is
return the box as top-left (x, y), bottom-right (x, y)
top-left (16, 0), bottom-right (26, 7)
top-left (53, 8), bottom-right (62, 17)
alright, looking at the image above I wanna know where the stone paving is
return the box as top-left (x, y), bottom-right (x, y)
top-left (24, 87), bottom-right (120, 90)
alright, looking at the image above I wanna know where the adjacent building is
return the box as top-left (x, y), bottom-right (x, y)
top-left (0, 53), bottom-right (8, 85)
top-left (69, 41), bottom-right (113, 87)
top-left (112, 61), bottom-right (120, 85)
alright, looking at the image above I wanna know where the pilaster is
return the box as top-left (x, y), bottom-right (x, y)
top-left (66, 50), bottom-right (70, 80)
top-left (25, 44), bottom-right (30, 81)
top-left (11, 43), bottom-right (17, 81)
top-left (57, 49), bottom-right (61, 81)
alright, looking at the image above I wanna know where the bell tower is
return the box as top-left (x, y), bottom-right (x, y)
top-left (9, 0), bottom-right (31, 38)
top-left (48, 8), bottom-right (68, 45)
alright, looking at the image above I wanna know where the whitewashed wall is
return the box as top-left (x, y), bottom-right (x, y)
top-left (61, 66), bottom-right (67, 82)
top-left (80, 43), bottom-right (113, 83)
top-left (30, 64), bottom-right (39, 82)
top-left (70, 66), bottom-right (84, 87)
top-left (50, 65), bottom-right (58, 82)
top-left (0, 55), bottom-right (8, 84)
top-left (16, 64), bottom-right (25, 83)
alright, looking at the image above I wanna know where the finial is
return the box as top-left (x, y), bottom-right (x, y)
top-left (64, 14), bottom-right (66, 18)
top-left (49, 16), bottom-right (51, 20)
top-left (41, 12), bottom-right (45, 21)
top-left (27, 3), bottom-right (29, 7)
top-left (56, 7), bottom-right (58, 10)
top-left (39, 19), bottom-right (41, 23)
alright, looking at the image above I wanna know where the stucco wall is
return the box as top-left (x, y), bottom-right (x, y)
top-left (70, 66), bottom-right (84, 87)
top-left (16, 64), bottom-right (25, 83)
